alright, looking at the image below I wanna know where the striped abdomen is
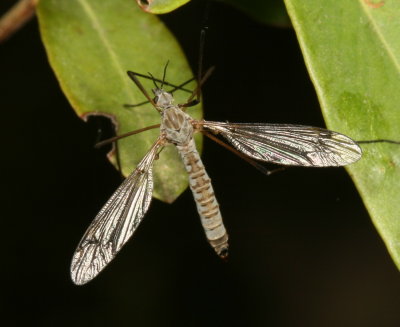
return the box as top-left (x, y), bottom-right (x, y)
top-left (177, 139), bottom-right (228, 258)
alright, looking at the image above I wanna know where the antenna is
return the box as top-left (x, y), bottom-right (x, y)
top-left (147, 72), bottom-right (159, 89)
top-left (161, 60), bottom-right (170, 89)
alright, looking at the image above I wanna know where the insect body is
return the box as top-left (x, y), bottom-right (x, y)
top-left (71, 72), bottom-right (362, 285)
top-left (164, 108), bottom-right (228, 255)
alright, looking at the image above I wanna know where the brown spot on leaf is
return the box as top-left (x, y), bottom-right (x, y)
top-left (364, 0), bottom-right (385, 8)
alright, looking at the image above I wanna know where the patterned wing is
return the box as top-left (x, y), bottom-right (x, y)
top-left (201, 122), bottom-right (362, 167)
top-left (71, 139), bottom-right (163, 285)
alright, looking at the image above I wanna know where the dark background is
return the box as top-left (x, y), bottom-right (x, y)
top-left (1, 1), bottom-right (400, 326)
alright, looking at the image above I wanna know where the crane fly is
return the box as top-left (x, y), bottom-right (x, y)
top-left (70, 68), bottom-right (362, 285)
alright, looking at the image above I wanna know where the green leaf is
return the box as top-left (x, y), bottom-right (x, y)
top-left (220, 0), bottom-right (291, 27)
top-left (136, 0), bottom-right (191, 14)
top-left (37, 0), bottom-right (202, 203)
top-left (284, 0), bottom-right (400, 269)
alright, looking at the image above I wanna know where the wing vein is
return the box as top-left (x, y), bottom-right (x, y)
top-left (71, 138), bottom-right (164, 285)
top-left (200, 121), bottom-right (362, 167)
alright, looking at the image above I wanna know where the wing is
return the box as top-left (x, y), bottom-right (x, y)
top-left (71, 138), bottom-right (164, 285)
top-left (200, 122), bottom-right (362, 167)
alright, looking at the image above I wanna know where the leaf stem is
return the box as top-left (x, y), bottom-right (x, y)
top-left (0, 0), bottom-right (38, 43)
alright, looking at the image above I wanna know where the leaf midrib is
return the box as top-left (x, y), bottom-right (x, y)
top-left (77, 0), bottom-right (146, 127)
top-left (77, 0), bottom-right (180, 201)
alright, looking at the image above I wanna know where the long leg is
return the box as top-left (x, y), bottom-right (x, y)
top-left (180, 25), bottom-right (215, 108)
top-left (95, 124), bottom-right (161, 148)
top-left (126, 71), bottom-right (160, 112)
top-left (126, 70), bottom-right (194, 93)
top-left (124, 75), bottom-right (196, 108)
top-left (180, 66), bottom-right (216, 108)
top-left (357, 139), bottom-right (400, 145)
top-left (128, 65), bottom-right (215, 110)
top-left (194, 3), bottom-right (212, 104)
top-left (126, 26), bottom-right (213, 110)
top-left (195, 28), bottom-right (207, 102)
top-left (92, 116), bottom-right (124, 176)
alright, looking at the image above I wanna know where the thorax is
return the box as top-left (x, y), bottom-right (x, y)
top-left (160, 106), bottom-right (194, 145)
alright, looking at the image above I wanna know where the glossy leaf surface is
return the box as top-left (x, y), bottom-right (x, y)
top-left (37, 0), bottom-right (202, 203)
top-left (284, 0), bottom-right (400, 268)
